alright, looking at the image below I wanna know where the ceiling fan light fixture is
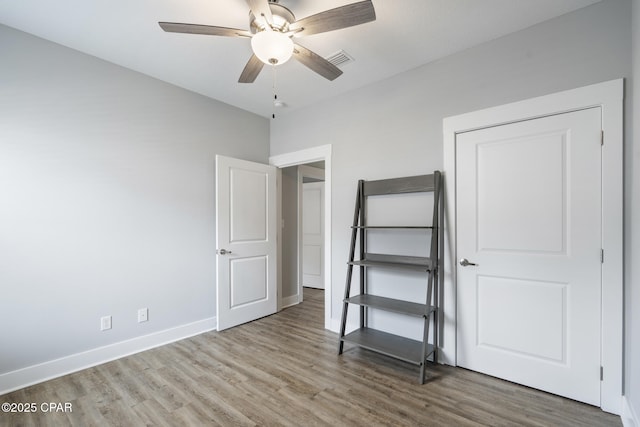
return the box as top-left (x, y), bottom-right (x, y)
top-left (251, 30), bottom-right (294, 65)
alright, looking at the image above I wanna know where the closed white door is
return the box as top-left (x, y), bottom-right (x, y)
top-left (216, 155), bottom-right (277, 331)
top-left (302, 182), bottom-right (324, 289)
top-left (456, 108), bottom-right (602, 405)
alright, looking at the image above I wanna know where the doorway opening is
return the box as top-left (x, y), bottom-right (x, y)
top-left (299, 164), bottom-right (325, 295)
top-left (279, 162), bottom-right (325, 308)
top-left (270, 145), bottom-right (332, 330)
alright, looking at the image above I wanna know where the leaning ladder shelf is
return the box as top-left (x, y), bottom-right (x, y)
top-left (338, 172), bottom-right (443, 384)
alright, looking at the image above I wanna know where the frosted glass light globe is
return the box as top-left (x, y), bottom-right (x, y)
top-left (251, 30), bottom-right (294, 65)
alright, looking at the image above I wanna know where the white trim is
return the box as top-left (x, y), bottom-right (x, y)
top-left (275, 167), bottom-right (283, 312)
top-left (0, 317), bottom-right (216, 396)
top-left (443, 79), bottom-right (623, 414)
top-left (622, 395), bottom-right (639, 427)
top-left (270, 145), bottom-right (333, 330)
top-left (281, 294), bottom-right (299, 309)
top-left (330, 317), bottom-right (342, 332)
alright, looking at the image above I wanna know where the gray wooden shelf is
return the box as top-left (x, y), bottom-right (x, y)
top-left (349, 253), bottom-right (434, 272)
top-left (338, 172), bottom-right (443, 384)
top-left (351, 225), bottom-right (433, 229)
top-left (341, 328), bottom-right (435, 365)
top-left (346, 294), bottom-right (434, 318)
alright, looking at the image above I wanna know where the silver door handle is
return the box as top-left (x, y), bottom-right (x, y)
top-left (459, 258), bottom-right (478, 267)
top-left (217, 249), bottom-right (232, 255)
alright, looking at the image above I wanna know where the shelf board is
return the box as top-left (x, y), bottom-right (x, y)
top-left (363, 174), bottom-right (437, 196)
top-left (349, 253), bottom-right (434, 272)
top-left (346, 294), bottom-right (434, 318)
top-left (341, 328), bottom-right (435, 365)
top-left (351, 225), bottom-right (433, 229)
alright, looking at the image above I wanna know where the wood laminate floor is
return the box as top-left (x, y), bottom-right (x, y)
top-left (1, 288), bottom-right (621, 426)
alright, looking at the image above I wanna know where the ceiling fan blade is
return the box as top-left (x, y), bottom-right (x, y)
top-left (238, 54), bottom-right (265, 83)
top-left (247, 0), bottom-right (273, 26)
top-left (159, 22), bottom-right (252, 38)
top-left (292, 44), bottom-right (343, 81)
top-left (289, 0), bottom-right (376, 37)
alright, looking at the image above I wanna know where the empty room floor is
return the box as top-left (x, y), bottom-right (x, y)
top-left (1, 288), bottom-right (621, 426)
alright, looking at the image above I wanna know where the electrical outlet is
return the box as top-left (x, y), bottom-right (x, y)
top-left (100, 315), bottom-right (112, 331)
top-left (137, 308), bottom-right (148, 323)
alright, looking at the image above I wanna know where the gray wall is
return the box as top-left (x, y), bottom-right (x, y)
top-left (627, 0), bottom-right (640, 420)
top-left (271, 0), bottom-right (634, 412)
top-left (0, 24), bottom-right (269, 375)
top-left (281, 166), bottom-right (299, 299)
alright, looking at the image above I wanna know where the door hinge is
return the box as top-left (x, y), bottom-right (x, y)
top-left (600, 130), bottom-right (604, 146)
top-left (601, 249), bottom-right (604, 263)
top-left (600, 366), bottom-right (604, 381)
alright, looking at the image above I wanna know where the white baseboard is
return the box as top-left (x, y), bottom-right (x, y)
top-left (0, 317), bottom-right (216, 396)
top-left (622, 395), bottom-right (639, 427)
top-left (329, 318), bottom-right (341, 333)
top-left (281, 294), bottom-right (299, 309)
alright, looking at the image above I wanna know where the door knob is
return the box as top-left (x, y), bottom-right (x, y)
top-left (459, 258), bottom-right (478, 267)
top-left (217, 249), bottom-right (232, 255)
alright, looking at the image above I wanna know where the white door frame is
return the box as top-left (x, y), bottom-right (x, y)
top-left (443, 79), bottom-right (623, 414)
top-left (298, 165), bottom-right (325, 299)
top-left (270, 145), bottom-right (332, 330)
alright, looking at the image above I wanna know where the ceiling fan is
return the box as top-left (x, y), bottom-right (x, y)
top-left (159, 0), bottom-right (376, 83)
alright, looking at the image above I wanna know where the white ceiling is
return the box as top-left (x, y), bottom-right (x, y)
top-left (1, 0), bottom-right (601, 118)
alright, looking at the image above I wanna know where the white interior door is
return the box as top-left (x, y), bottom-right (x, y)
top-left (456, 108), bottom-right (602, 405)
top-left (216, 155), bottom-right (277, 331)
top-left (302, 181), bottom-right (324, 289)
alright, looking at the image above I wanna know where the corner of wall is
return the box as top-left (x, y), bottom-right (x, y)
top-left (623, 395), bottom-right (640, 427)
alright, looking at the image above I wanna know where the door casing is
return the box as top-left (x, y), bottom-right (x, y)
top-left (443, 79), bottom-right (623, 414)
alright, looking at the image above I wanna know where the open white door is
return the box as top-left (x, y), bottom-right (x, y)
top-left (216, 155), bottom-right (277, 331)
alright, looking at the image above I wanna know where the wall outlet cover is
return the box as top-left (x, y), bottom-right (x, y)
top-left (138, 308), bottom-right (148, 323)
top-left (100, 316), bottom-right (112, 331)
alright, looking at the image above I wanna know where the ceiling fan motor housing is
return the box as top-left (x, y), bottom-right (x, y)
top-left (250, 2), bottom-right (295, 33)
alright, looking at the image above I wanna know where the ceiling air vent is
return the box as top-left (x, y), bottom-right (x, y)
top-left (325, 50), bottom-right (354, 67)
